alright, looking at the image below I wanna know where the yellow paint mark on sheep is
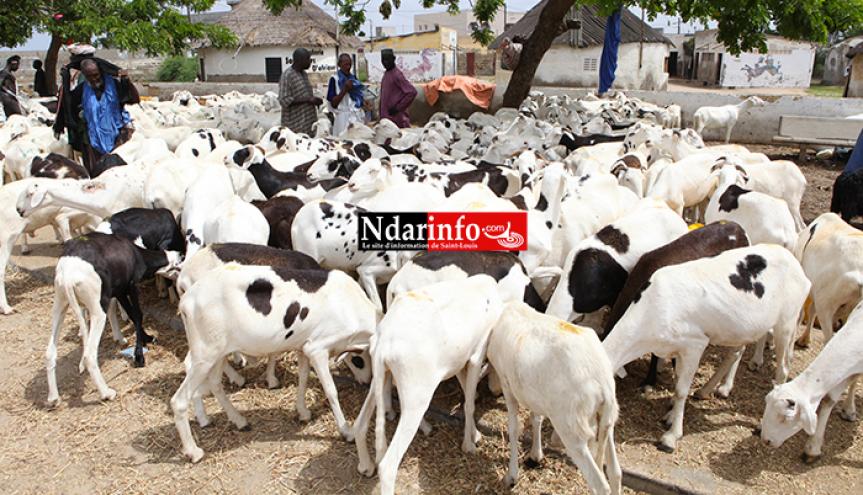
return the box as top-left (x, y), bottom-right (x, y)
top-left (688, 223), bottom-right (704, 231)
top-left (557, 321), bottom-right (583, 335)
top-left (404, 291), bottom-right (431, 301)
top-left (224, 263), bottom-right (240, 271)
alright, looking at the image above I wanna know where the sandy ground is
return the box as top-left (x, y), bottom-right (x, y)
top-left (0, 147), bottom-right (861, 495)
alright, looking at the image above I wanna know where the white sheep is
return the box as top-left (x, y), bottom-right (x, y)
top-left (488, 302), bottom-right (621, 495)
top-left (603, 244), bottom-right (810, 452)
top-left (693, 96), bottom-right (766, 143)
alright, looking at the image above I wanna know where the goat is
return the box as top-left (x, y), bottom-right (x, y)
top-left (693, 96), bottom-right (766, 143)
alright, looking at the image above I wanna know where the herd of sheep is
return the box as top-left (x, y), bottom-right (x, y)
top-left (0, 89), bottom-right (861, 494)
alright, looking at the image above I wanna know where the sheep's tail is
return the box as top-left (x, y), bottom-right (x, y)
top-left (373, 343), bottom-right (388, 464)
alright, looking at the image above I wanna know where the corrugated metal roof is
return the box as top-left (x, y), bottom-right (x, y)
top-left (490, 2), bottom-right (672, 49)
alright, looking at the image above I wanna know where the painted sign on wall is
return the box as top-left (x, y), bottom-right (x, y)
top-left (720, 50), bottom-right (814, 88)
top-left (366, 49), bottom-right (444, 83)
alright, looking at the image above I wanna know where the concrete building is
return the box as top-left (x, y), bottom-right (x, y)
top-left (365, 27), bottom-right (459, 82)
top-left (664, 33), bottom-right (694, 79)
top-left (414, 9), bottom-right (523, 49)
top-left (491, 3), bottom-right (672, 90)
top-left (824, 36), bottom-right (863, 86)
top-left (692, 30), bottom-right (815, 88)
top-left (195, 0), bottom-right (361, 84)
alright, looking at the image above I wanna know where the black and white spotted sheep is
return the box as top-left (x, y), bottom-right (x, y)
top-left (291, 199), bottom-right (409, 311)
top-left (546, 200), bottom-right (688, 323)
top-left (171, 263), bottom-right (379, 463)
top-left (602, 244), bottom-right (810, 453)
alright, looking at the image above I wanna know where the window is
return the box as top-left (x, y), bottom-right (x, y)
top-left (265, 57), bottom-right (282, 83)
top-left (583, 57), bottom-right (598, 71)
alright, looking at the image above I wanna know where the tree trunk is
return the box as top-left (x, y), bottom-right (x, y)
top-left (502, 0), bottom-right (578, 108)
top-left (44, 33), bottom-right (62, 96)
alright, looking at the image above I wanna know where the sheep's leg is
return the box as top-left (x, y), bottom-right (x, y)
top-left (264, 353), bottom-right (280, 389)
top-left (556, 424), bottom-right (612, 495)
top-left (295, 352), bottom-right (312, 421)
top-left (0, 229), bottom-right (22, 315)
top-left (640, 354), bottom-right (661, 391)
top-left (747, 334), bottom-right (768, 371)
top-left (772, 318), bottom-right (797, 385)
top-left (171, 357), bottom-right (218, 463)
top-left (357, 264), bottom-right (392, 312)
top-left (82, 301), bottom-right (115, 401)
top-left (155, 276), bottom-right (168, 299)
top-left (797, 297), bottom-right (815, 348)
top-left (803, 391), bottom-right (840, 463)
top-left (840, 376), bottom-right (859, 422)
top-left (816, 305), bottom-right (836, 345)
top-left (305, 345), bottom-right (353, 441)
top-left (45, 289), bottom-right (68, 408)
top-left (461, 354), bottom-right (485, 453)
top-left (107, 299), bottom-right (126, 345)
top-left (55, 215), bottom-right (73, 242)
top-left (377, 383), bottom-right (437, 495)
top-left (222, 360), bottom-right (246, 387)
top-left (19, 229), bottom-right (31, 254)
top-left (695, 346), bottom-right (743, 399)
top-left (384, 371), bottom-right (395, 421)
top-left (528, 413), bottom-right (545, 465)
top-left (205, 358), bottom-right (248, 430)
top-left (658, 342), bottom-right (706, 453)
top-left (116, 287), bottom-right (148, 368)
top-left (502, 385), bottom-right (521, 488)
top-left (353, 381), bottom-right (377, 477)
top-left (605, 424), bottom-right (623, 495)
top-left (724, 124), bottom-right (733, 144)
top-left (716, 347), bottom-right (746, 398)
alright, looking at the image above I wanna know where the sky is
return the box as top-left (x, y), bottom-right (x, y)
top-left (15, 0), bottom-right (710, 51)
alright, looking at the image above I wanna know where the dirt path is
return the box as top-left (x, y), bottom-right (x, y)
top-left (0, 148), bottom-right (860, 495)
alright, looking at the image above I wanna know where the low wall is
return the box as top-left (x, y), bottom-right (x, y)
top-left (145, 82), bottom-right (863, 145)
top-left (492, 88), bottom-right (863, 144)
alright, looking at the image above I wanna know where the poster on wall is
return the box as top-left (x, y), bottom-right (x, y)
top-left (366, 49), bottom-right (444, 83)
top-left (720, 50), bottom-right (814, 88)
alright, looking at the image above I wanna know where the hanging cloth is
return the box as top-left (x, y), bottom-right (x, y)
top-left (82, 75), bottom-right (130, 154)
top-left (599, 8), bottom-right (622, 95)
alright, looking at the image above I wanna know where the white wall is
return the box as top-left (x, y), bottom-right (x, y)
top-left (530, 43), bottom-right (668, 90)
top-left (199, 46), bottom-right (340, 81)
top-left (366, 49), bottom-right (445, 83)
top-left (720, 50), bottom-right (814, 88)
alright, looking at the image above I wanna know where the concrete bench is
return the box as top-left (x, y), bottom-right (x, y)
top-left (773, 115), bottom-right (863, 158)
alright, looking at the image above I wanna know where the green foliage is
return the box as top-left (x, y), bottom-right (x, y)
top-left (0, 0), bottom-right (236, 54)
top-left (806, 85), bottom-right (844, 97)
top-left (157, 55), bottom-right (199, 81)
top-left (264, 0), bottom-right (863, 54)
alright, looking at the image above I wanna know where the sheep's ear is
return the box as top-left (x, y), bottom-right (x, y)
top-left (29, 185), bottom-right (47, 209)
top-left (710, 161), bottom-right (725, 173)
top-left (799, 400), bottom-right (818, 435)
top-left (735, 165), bottom-right (750, 182)
top-left (611, 163), bottom-right (627, 177)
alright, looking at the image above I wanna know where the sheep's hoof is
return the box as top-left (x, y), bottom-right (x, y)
top-left (133, 356), bottom-right (145, 368)
top-left (747, 361), bottom-right (762, 372)
top-left (340, 428), bottom-right (355, 443)
top-left (503, 474), bottom-right (517, 489)
top-left (186, 447), bottom-right (205, 463)
top-left (142, 333), bottom-right (155, 345)
top-left (196, 417), bottom-right (211, 428)
top-left (357, 463), bottom-right (375, 478)
top-left (297, 409), bottom-right (312, 422)
top-left (752, 426), bottom-right (762, 436)
top-left (0, 306), bottom-right (13, 315)
top-left (839, 409), bottom-right (858, 422)
top-left (238, 422), bottom-right (251, 432)
top-left (524, 457), bottom-right (542, 469)
top-left (640, 384), bottom-right (655, 394)
top-left (801, 452), bottom-right (821, 464)
top-left (385, 410), bottom-right (397, 421)
top-left (794, 339), bottom-right (810, 349)
top-left (46, 397), bottom-right (61, 410)
top-left (656, 441), bottom-right (675, 453)
top-left (101, 388), bottom-right (117, 401)
top-left (693, 390), bottom-right (712, 401)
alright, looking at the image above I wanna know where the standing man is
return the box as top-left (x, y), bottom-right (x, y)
top-left (32, 59), bottom-right (51, 97)
top-left (327, 53), bottom-right (365, 136)
top-left (379, 49), bottom-right (417, 128)
top-left (279, 48), bottom-right (322, 136)
top-left (0, 55), bottom-right (22, 117)
top-left (52, 59), bottom-right (139, 172)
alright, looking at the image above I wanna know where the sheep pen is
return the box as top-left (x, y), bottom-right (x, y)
top-left (0, 145), bottom-right (859, 495)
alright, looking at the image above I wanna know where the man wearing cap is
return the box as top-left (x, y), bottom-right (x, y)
top-left (279, 47), bottom-right (322, 136)
top-left (379, 49), bottom-right (417, 128)
top-left (0, 55), bottom-right (22, 116)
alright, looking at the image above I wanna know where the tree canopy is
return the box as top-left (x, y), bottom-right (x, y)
top-left (265, 0), bottom-right (863, 52)
top-left (0, 0), bottom-right (236, 54)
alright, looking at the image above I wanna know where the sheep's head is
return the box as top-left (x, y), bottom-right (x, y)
top-left (347, 158), bottom-right (389, 194)
top-left (760, 384), bottom-right (817, 449)
top-left (748, 96), bottom-right (767, 107)
top-left (16, 182), bottom-right (50, 217)
top-left (227, 145), bottom-right (265, 170)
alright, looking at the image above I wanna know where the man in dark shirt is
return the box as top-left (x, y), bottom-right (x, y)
top-left (53, 58), bottom-right (139, 172)
top-left (32, 59), bottom-right (51, 97)
top-left (0, 55), bottom-right (22, 116)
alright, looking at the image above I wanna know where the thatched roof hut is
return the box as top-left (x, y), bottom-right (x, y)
top-left (200, 0), bottom-right (361, 50)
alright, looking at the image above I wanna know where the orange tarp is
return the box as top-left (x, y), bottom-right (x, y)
top-left (422, 76), bottom-right (496, 110)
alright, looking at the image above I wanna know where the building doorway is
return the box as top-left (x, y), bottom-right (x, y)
top-left (265, 57), bottom-right (283, 83)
